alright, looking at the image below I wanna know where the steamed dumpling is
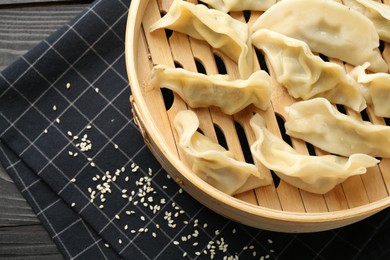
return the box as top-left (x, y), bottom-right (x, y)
top-left (252, 29), bottom-right (366, 112)
top-left (174, 110), bottom-right (272, 195)
top-left (250, 113), bottom-right (379, 194)
top-left (151, 64), bottom-right (271, 115)
top-left (343, 0), bottom-right (390, 43)
top-left (150, 0), bottom-right (254, 78)
top-left (251, 0), bottom-right (388, 73)
top-left (201, 0), bottom-right (276, 12)
top-left (351, 63), bottom-right (390, 118)
top-left (285, 98), bottom-right (390, 158)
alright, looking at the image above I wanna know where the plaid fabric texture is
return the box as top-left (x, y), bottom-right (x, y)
top-left (1, 0), bottom-right (390, 259)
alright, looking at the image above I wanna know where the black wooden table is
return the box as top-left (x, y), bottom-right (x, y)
top-left (0, 1), bottom-right (92, 258)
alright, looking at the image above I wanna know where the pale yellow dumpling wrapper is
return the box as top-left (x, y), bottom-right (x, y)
top-left (343, 0), bottom-right (390, 43)
top-left (174, 110), bottom-right (272, 196)
top-left (251, 0), bottom-right (388, 73)
top-left (150, 0), bottom-right (254, 79)
top-left (151, 64), bottom-right (271, 115)
top-left (252, 29), bottom-right (366, 112)
top-left (350, 63), bottom-right (390, 118)
top-left (249, 113), bottom-right (379, 194)
top-left (285, 98), bottom-right (390, 158)
top-left (201, 0), bottom-right (276, 12)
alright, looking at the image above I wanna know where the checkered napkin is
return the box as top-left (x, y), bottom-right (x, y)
top-left (1, 0), bottom-right (390, 259)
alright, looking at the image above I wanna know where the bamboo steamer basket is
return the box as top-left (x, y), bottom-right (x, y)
top-left (125, 0), bottom-right (390, 232)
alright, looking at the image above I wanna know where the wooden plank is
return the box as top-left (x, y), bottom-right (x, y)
top-left (0, 2), bottom-right (89, 258)
top-left (0, 0), bottom-right (87, 5)
top-left (0, 3), bottom-right (89, 70)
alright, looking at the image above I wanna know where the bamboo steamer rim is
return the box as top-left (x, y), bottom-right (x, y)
top-left (125, 0), bottom-right (390, 231)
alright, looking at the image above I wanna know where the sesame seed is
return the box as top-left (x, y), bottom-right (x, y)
top-left (99, 205), bottom-right (104, 209)
top-left (267, 239), bottom-right (273, 244)
top-left (114, 144), bottom-right (119, 149)
top-left (124, 225), bottom-right (128, 230)
top-left (232, 228), bottom-right (236, 234)
top-left (152, 232), bottom-right (156, 238)
top-left (182, 252), bottom-right (187, 257)
top-left (44, 129), bottom-right (48, 134)
top-left (56, 118), bottom-right (60, 124)
top-left (173, 241), bottom-right (179, 245)
top-left (70, 178), bottom-right (76, 183)
top-left (115, 214), bottom-right (120, 220)
top-left (86, 125), bottom-right (92, 129)
top-left (95, 88), bottom-right (99, 93)
top-left (140, 216), bottom-right (146, 221)
top-left (90, 162), bottom-right (95, 167)
top-left (66, 83), bottom-right (71, 89)
top-left (68, 151), bottom-right (73, 156)
top-left (53, 105), bottom-right (57, 111)
top-left (118, 239), bottom-right (122, 244)
top-left (71, 202), bottom-right (76, 207)
top-left (104, 243), bottom-right (109, 248)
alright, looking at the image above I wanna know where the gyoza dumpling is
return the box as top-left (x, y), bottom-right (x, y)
top-left (174, 110), bottom-right (272, 195)
top-left (251, 0), bottom-right (388, 73)
top-left (250, 113), bottom-right (379, 194)
top-left (151, 64), bottom-right (271, 115)
top-left (150, 0), bottom-right (254, 78)
top-left (201, 0), bottom-right (276, 12)
top-left (351, 63), bottom-right (390, 118)
top-left (343, 0), bottom-right (390, 43)
top-left (252, 29), bottom-right (366, 112)
top-left (285, 98), bottom-right (390, 158)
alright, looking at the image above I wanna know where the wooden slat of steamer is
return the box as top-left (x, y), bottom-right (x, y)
top-left (186, 11), bottom-right (259, 205)
top-left (141, 0), bottom-right (189, 162)
top-left (247, 12), bottom-right (308, 212)
top-left (156, 0), bottom-right (259, 204)
top-left (343, 63), bottom-right (389, 205)
top-left (188, 37), bottom-right (281, 208)
top-left (249, 12), bottom-right (328, 213)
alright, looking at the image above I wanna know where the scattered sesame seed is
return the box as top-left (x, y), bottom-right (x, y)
top-left (56, 118), bottom-right (60, 124)
top-left (124, 225), bottom-right (128, 230)
top-left (182, 252), bottom-right (187, 257)
top-left (70, 178), bottom-right (76, 183)
top-left (68, 151), bottom-right (73, 156)
top-left (86, 125), bottom-right (92, 129)
top-left (114, 144), bottom-right (119, 149)
top-left (71, 202), bottom-right (76, 207)
top-left (173, 241), bottom-right (180, 245)
top-left (90, 162), bottom-right (96, 167)
top-left (67, 131), bottom-right (72, 137)
top-left (44, 129), bottom-right (48, 134)
top-left (104, 243), bottom-right (109, 248)
top-left (118, 239), bottom-right (122, 244)
top-left (66, 83), bottom-right (71, 89)
top-left (95, 88), bottom-right (99, 93)
top-left (53, 105), bottom-right (57, 111)
top-left (267, 239), bottom-right (273, 244)
top-left (152, 232), bottom-right (157, 238)
top-left (115, 214), bottom-right (120, 220)
top-left (99, 205), bottom-right (104, 209)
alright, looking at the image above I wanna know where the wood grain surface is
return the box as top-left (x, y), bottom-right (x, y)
top-left (0, 1), bottom-right (92, 258)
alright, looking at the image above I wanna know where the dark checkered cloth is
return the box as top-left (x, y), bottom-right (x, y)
top-left (1, 0), bottom-right (390, 259)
